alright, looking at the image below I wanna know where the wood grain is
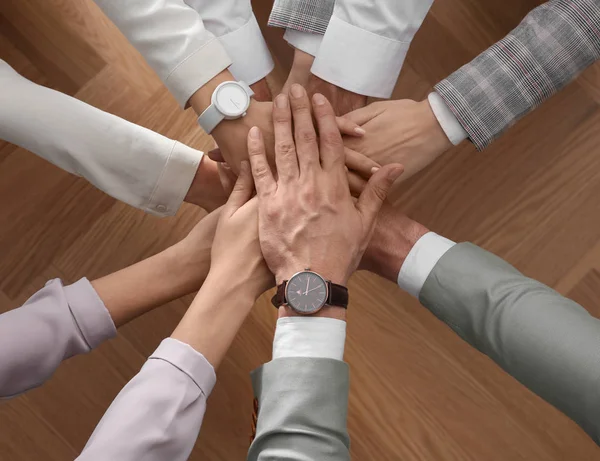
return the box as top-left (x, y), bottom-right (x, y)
top-left (0, 0), bottom-right (599, 459)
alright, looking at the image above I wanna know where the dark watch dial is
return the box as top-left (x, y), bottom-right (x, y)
top-left (285, 271), bottom-right (328, 314)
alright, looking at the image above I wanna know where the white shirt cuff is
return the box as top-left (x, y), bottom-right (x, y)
top-left (219, 14), bottom-right (274, 85)
top-left (311, 16), bottom-right (409, 98)
top-left (145, 141), bottom-right (202, 217)
top-left (428, 92), bottom-right (468, 146)
top-left (165, 39), bottom-right (232, 108)
top-left (273, 317), bottom-right (346, 361)
top-left (397, 232), bottom-right (456, 298)
top-left (284, 29), bottom-right (323, 57)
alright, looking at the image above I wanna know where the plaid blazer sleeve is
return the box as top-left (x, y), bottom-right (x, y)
top-left (435, 0), bottom-right (600, 150)
top-left (268, 0), bottom-right (334, 34)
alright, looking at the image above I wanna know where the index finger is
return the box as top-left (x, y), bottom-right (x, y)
top-left (247, 126), bottom-right (276, 198)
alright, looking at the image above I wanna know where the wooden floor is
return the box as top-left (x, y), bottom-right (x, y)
top-left (1, 0), bottom-right (600, 459)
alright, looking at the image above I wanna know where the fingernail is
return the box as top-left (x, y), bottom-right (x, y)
top-left (313, 93), bottom-right (326, 106)
top-left (249, 126), bottom-right (261, 139)
top-left (354, 127), bottom-right (366, 136)
top-left (290, 84), bottom-right (304, 99)
top-left (275, 93), bottom-right (288, 108)
top-left (388, 165), bottom-right (404, 180)
top-left (371, 166), bottom-right (380, 174)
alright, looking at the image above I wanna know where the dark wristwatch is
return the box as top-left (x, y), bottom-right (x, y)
top-left (271, 270), bottom-right (349, 315)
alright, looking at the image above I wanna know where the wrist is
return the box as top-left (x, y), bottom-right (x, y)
top-left (417, 98), bottom-right (453, 155)
top-left (189, 69), bottom-right (236, 115)
top-left (361, 206), bottom-right (429, 283)
top-left (184, 156), bottom-right (229, 212)
top-left (209, 259), bottom-right (273, 303)
top-left (275, 266), bottom-right (348, 287)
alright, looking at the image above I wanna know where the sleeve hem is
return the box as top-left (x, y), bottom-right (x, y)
top-left (311, 16), bottom-right (409, 98)
top-left (150, 338), bottom-right (217, 396)
top-left (64, 278), bottom-right (117, 350)
top-left (144, 141), bottom-right (202, 217)
top-left (219, 14), bottom-right (274, 85)
top-left (166, 39), bottom-right (232, 108)
top-left (397, 233), bottom-right (456, 298)
top-left (427, 92), bottom-right (469, 146)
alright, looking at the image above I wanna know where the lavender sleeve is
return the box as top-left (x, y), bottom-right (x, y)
top-left (77, 338), bottom-right (216, 461)
top-left (0, 278), bottom-right (116, 399)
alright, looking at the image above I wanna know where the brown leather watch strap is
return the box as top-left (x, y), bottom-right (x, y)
top-left (271, 280), bottom-right (349, 308)
top-left (271, 283), bottom-right (286, 307)
top-left (327, 282), bottom-right (349, 308)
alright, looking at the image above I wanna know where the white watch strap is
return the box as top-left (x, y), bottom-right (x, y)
top-left (198, 104), bottom-right (225, 134)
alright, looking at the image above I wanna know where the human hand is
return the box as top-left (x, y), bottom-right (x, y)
top-left (209, 160), bottom-right (274, 297)
top-left (283, 49), bottom-right (367, 116)
top-left (343, 99), bottom-right (453, 183)
top-left (208, 102), bottom-right (378, 192)
top-left (247, 84), bottom-right (404, 289)
top-left (250, 78), bottom-right (272, 102)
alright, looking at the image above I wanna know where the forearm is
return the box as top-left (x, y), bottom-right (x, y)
top-left (0, 279), bottom-right (115, 398)
top-left (171, 270), bottom-right (263, 368)
top-left (419, 244), bottom-right (600, 444)
top-left (93, 0), bottom-right (231, 108)
top-left (91, 241), bottom-right (211, 328)
top-left (78, 338), bottom-right (214, 461)
top-left (0, 60), bottom-right (200, 217)
top-left (435, 0), bottom-right (600, 149)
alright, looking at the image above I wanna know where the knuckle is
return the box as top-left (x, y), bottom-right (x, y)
top-left (297, 129), bottom-right (317, 145)
top-left (371, 183), bottom-right (388, 202)
top-left (321, 130), bottom-right (343, 148)
top-left (276, 140), bottom-right (296, 156)
top-left (252, 162), bottom-right (271, 179)
top-left (273, 110), bottom-right (290, 124)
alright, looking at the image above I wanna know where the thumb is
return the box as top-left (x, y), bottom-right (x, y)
top-left (356, 164), bottom-right (404, 224)
top-left (224, 160), bottom-right (254, 216)
top-left (218, 162), bottom-right (238, 196)
top-left (208, 147), bottom-right (226, 162)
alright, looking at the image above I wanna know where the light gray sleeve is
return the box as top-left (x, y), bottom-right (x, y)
top-left (0, 278), bottom-right (116, 399)
top-left (419, 243), bottom-right (600, 444)
top-left (77, 338), bottom-right (217, 461)
top-left (248, 357), bottom-right (351, 461)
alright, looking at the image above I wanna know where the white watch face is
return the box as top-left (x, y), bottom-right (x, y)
top-left (214, 82), bottom-right (250, 118)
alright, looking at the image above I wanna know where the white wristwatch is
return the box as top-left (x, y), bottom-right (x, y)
top-left (197, 81), bottom-right (254, 134)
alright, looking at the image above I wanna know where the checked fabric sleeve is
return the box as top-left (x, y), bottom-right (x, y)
top-left (435, 0), bottom-right (600, 150)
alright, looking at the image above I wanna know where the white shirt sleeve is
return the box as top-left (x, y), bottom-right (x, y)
top-left (397, 232), bottom-right (456, 298)
top-left (310, 0), bottom-right (434, 98)
top-left (93, 0), bottom-right (232, 108)
top-left (0, 60), bottom-right (200, 217)
top-left (185, 0), bottom-right (274, 85)
top-left (428, 92), bottom-right (468, 146)
top-left (273, 317), bottom-right (346, 361)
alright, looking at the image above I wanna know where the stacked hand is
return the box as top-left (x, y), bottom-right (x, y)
top-left (343, 99), bottom-right (453, 183)
top-left (246, 84), bottom-right (403, 317)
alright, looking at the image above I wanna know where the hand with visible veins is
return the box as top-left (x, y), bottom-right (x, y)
top-left (246, 84), bottom-right (404, 319)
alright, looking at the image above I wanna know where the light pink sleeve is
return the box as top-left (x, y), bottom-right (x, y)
top-left (0, 278), bottom-right (116, 399)
top-left (78, 338), bottom-right (217, 461)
